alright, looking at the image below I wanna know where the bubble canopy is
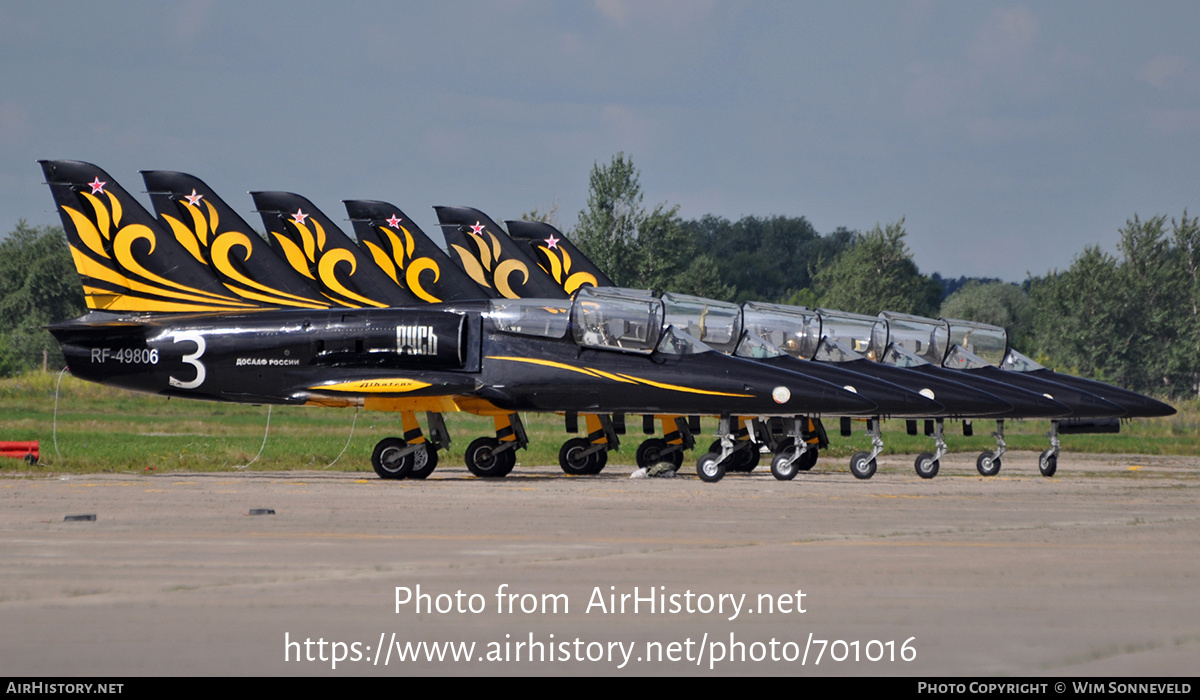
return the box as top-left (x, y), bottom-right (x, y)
top-left (661, 292), bottom-right (742, 354)
top-left (816, 308), bottom-right (888, 360)
top-left (741, 302), bottom-right (821, 359)
top-left (877, 311), bottom-right (950, 366)
top-left (486, 299), bottom-right (572, 339)
top-left (944, 318), bottom-right (1008, 367)
top-left (569, 287), bottom-right (664, 354)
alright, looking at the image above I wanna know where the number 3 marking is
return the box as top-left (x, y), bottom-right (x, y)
top-left (168, 331), bottom-right (207, 389)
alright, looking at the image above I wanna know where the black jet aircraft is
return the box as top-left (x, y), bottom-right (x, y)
top-left (812, 309), bottom-right (1176, 477)
top-left (40, 160), bottom-right (882, 482)
top-left (905, 313), bottom-right (1174, 474)
top-left (436, 209), bottom-right (977, 481)
top-left (495, 219), bottom-right (1161, 480)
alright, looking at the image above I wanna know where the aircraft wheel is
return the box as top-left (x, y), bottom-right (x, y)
top-left (775, 437), bottom-right (818, 472)
top-left (408, 444), bottom-right (439, 480)
top-left (770, 449), bottom-right (800, 481)
top-left (559, 438), bottom-right (595, 475)
top-left (499, 448), bottom-right (517, 476)
top-left (636, 438), bottom-right (682, 470)
top-left (372, 437), bottom-right (412, 480)
top-left (708, 440), bottom-right (760, 472)
top-left (849, 451), bottom-right (877, 480)
top-left (739, 444), bottom-right (761, 472)
top-left (914, 452), bottom-right (940, 479)
top-left (586, 448), bottom-right (608, 475)
top-left (465, 437), bottom-right (509, 478)
top-left (1038, 449), bottom-right (1058, 477)
top-left (696, 452), bottom-right (726, 483)
top-left (976, 450), bottom-right (1001, 477)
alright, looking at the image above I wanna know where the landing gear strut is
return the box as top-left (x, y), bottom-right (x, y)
top-left (769, 417), bottom-right (818, 481)
top-left (913, 418), bottom-right (947, 479)
top-left (976, 419), bottom-right (1006, 477)
top-left (695, 415), bottom-right (739, 482)
top-left (1039, 421), bottom-right (1060, 477)
top-left (848, 418), bottom-right (884, 480)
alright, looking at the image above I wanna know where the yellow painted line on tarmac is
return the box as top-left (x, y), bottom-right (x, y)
top-left (144, 489), bottom-right (166, 493)
top-left (1128, 466), bottom-right (1143, 471)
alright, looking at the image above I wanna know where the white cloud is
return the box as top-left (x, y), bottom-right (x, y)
top-left (1138, 54), bottom-right (1187, 89)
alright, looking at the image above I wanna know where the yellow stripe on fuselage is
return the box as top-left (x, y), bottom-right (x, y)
top-left (310, 379), bottom-right (431, 393)
top-left (486, 356), bottom-right (753, 398)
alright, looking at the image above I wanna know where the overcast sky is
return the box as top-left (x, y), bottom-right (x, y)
top-left (3, 1), bottom-right (1197, 282)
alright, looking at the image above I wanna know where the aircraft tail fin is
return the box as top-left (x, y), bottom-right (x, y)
top-left (344, 200), bottom-right (491, 303)
top-left (504, 219), bottom-right (615, 292)
top-left (250, 191), bottom-right (418, 308)
top-left (141, 171), bottom-right (333, 309)
top-left (433, 205), bottom-right (566, 299)
top-left (39, 160), bottom-right (255, 314)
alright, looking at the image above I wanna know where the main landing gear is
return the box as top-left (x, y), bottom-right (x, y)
top-left (371, 411), bottom-right (449, 480)
top-left (634, 415), bottom-right (695, 472)
top-left (465, 413), bottom-right (528, 478)
top-left (558, 413), bottom-right (620, 475)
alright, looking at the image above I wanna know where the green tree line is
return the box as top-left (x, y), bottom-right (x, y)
top-left (0, 221), bottom-right (84, 376)
top-left (3, 155), bottom-right (1196, 398)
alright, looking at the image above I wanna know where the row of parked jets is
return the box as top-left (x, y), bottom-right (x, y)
top-left (39, 160), bottom-right (1175, 482)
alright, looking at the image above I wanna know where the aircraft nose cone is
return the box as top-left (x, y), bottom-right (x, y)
top-left (1022, 369), bottom-right (1176, 418)
top-left (970, 366), bottom-right (1126, 418)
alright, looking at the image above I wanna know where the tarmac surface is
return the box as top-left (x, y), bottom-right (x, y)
top-left (1, 450), bottom-right (1198, 677)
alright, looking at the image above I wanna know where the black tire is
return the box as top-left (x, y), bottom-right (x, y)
top-left (774, 437), bottom-right (818, 472)
top-left (408, 444), bottom-right (439, 480)
top-left (770, 448), bottom-right (800, 481)
top-left (465, 437), bottom-right (509, 478)
top-left (849, 451), bottom-right (877, 480)
top-left (708, 440), bottom-right (761, 473)
top-left (696, 452), bottom-right (726, 482)
top-left (637, 438), bottom-right (682, 470)
top-left (499, 447), bottom-right (517, 476)
top-left (914, 452), bottom-right (940, 479)
top-left (1039, 449), bottom-right (1058, 477)
top-left (738, 444), bottom-right (761, 472)
top-left (559, 438), bottom-right (594, 475)
top-left (585, 448), bottom-right (608, 475)
top-left (976, 450), bottom-right (1001, 477)
top-left (371, 437), bottom-right (412, 480)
